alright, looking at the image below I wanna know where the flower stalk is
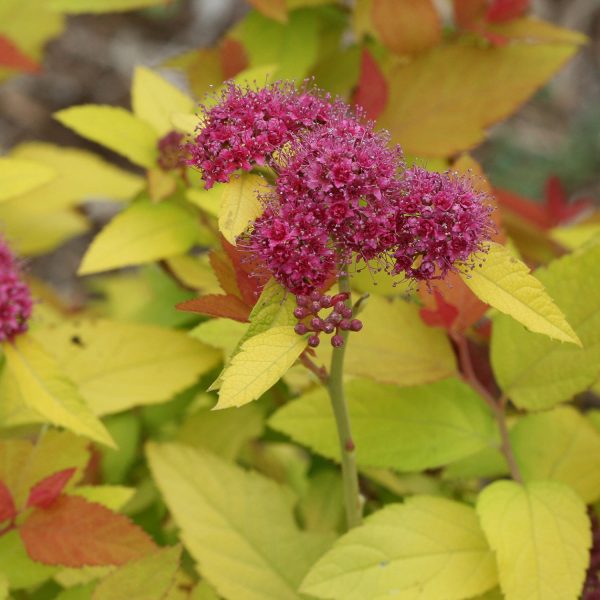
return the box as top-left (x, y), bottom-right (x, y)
top-left (327, 270), bottom-right (363, 529)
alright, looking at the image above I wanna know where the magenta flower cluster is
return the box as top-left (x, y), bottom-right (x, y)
top-left (188, 82), bottom-right (335, 189)
top-left (0, 237), bottom-right (32, 342)
top-left (188, 82), bottom-right (493, 343)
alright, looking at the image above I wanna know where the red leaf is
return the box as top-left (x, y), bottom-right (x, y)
top-left (352, 49), bottom-right (389, 121)
top-left (26, 468), bottom-right (77, 510)
top-left (221, 238), bottom-right (266, 307)
top-left (20, 495), bottom-right (156, 567)
top-left (0, 35), bottom-right (41, 74)
top-left (486, 0), bottom-right (529, 23)
top-left (209, 250), bottom-right (241, 299)
top-left (545, 175), bottom-right (592, 226)
top-left (494, 186), bottom-right (550, 230)
top-left (220, 37), bottom-right (248, 80)
top-left (176, 294), bottom-right (251, 322)
top-left (0, 480), bottom-right (17, 523)
top-left (420, 290), bottom-right (459, 329)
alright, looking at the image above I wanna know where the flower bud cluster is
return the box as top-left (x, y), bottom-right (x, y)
top-left (293, 291), bottom-right (362, 348)
top-left (0, 238), bottom-right (32, 342)
top-left (157, 131), bottom-right (189, 171)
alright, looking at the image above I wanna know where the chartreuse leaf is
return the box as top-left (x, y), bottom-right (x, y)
top-left (216, 326), bottom-right (306, 409)
top-left (491, 241), bottom-right (600, 410)
top-left (72, 486), bottom-right (135, 510)
top-left (50, 0), bottom-right (173, 13)
top-left (55, 105), bottom-right (158, 168)
top-left (132, 67), bottom-right (194, 136)
top-left (10, 142), bottom-right (143, 211)
top-left (0, 530), bottom-right (57, 589)
top-left (0, 574), bottom-right (7, 600)
top-left (92, 545), bottom-right (181, 600)
top-left (301, 496), bottom-right (497, 600)
top-left (32, 319), bottom-right (220, 416)
top-left (147, 443), bottom-right (332, 600)
top-left (510, 406), bottom-right (600, 503)
top-left (317, 294), bottom-right (456, 387)
top-left (379, 41), bottom-right (582, 157)
top-left (79, 198), bottom-right (200, 275)
top-left (269, 378), bottom-right (496, 471)
top-left (190, 318), bottom-right (249, 358)
top-left (462, 242), bottom-right (579, 345)
top-left (217, 174), bottom-right (266, 244)
top-left (476, 481), bottom-right (591, 600)
top-left (2, 335), bottom-right (115, 447)
top-left (0, 157), bottom-right (55, 201)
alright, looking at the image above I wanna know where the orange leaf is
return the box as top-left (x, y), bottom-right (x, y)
top-left (26, 468), bottom-right (77, 510)
top-left (452, 0), bottom-right (486, 29)
top-left (20, 495), bottom-right (156, 567)
top-left (220, 37), bottom-right (248, 80)
top-left (371, 0), bottom-right (441, 55)
top-left (378, 41), bottom-right (580, 157)
top-left (420, 290), bottom-right (459, 330)
top-left (0, 35), bottom-right (40, 74)
top-left (352, 48), bottom-right (388, 121)
top-left (176, 294), bottom-right (251, 322)
top-left (246, 0), bottom-right (288, 23)
top-left (0, 481), bottom-right (16, 523)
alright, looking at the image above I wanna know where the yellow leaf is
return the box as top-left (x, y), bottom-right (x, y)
top-left (379, 41), bottom-right (580, 157)
top-left (190, 318), bottom-right (249, 358)
top-left (218, 174), bottom-right (266, 244)
top-left (132, 67), bottom-right (195, 136)
top-left (0, 204), bottom-right (88, 256)
top-left (462, 242), bottom-right (580, 345)
top-left (2, 335), bottom-right (115, 447)
top-left (316, 294), bottom-right (456, 386)
top-left (301, 496), bottom-right (497, 600)
top-left (164, 254), bottom-right (222, 293)
top-left (477, 480), bottom-right (591, 600)
top-left (147, 443), bottom-right (332, 600)
top-left (217, 326), bottom-right (306, 409)
top-left (550, 223), bottom-right (600, 250)
top-left (32, 319), bottom-right (221, 416)
top-left (510, 406), bottom-right (600, 503)
top-left (79, 198), bottom-right (199, 275)
top-left (0, 158), bottom-right (55, 202)
top-left (489, 17), bottom-right (588, 45)
top-left (247, 0), bottom-right (288, 23)
top-left (9, 142), bottom-right (143, 212)
top-left (491, 242), bottom-right (600, 410)
top-left (186, 184), bottom-right (225, 218)
top-left (170, 112), bottom-right (199, 134)
top-left (371, 0), bottom-right (441, 55)
top-left (55, 105), bottom-right (158, 168)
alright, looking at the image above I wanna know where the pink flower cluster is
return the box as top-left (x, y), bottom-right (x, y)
top-left (188, 82), bottom-right (334, 189)
top-left (0, 237), bottom-right (32, 342)
top-left (188, 81), bottom-right (493, 308)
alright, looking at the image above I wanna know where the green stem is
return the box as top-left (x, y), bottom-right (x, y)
top-left (327, 270), bottom-right (363, 529)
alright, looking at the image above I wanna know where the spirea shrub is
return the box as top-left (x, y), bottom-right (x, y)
top-left (0, 1), bottom-right (598, 600)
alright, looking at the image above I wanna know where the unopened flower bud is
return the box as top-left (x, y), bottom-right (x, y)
top-left (350, 319), bottom-right (363, 331)
top-left (308, 335), bottom-right (320, 348)
top-left (331, 335), bottom-right (344, 348)
top-left (294, 323), bottom-right (308, 335)
top-left (294, 307), bottom-right (309, 319)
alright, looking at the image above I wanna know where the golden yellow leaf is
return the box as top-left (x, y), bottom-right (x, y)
top-left (0, 158), bottom-right (55, 202)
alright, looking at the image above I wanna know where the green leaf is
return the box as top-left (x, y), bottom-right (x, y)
top-left (477, 480), bottom-right (591, 600)
top-left (132, 67), bottom-right (194, 136)
top-left (0, 157), bottom-right (55, 201)
top-left (79, 198), bottom-right (200, 275)
top-left (32, 319), bottom-right (220, 416)
top-left (190, 318), bottom-right (249, 358)
top-left (0, 530), bottom-right (57, 589)
top-left (317, 294), bottom-right (457, 387)
top-left (462, 242), bottom-right (579, 345)
top-left (92, 545), bottom-right (181, 600)
top-left (301, 496), bottom-right (497, 600)
top-left (491, 241), bottom-right (600, 410)
top-left (510, 406), bottom-right (600, 503)
top-left (55, 105), bottom-right (158, 168)
top-left (147, 443), bottom-right (332, 600)
top-left (216, 326), bottom-right (306, 409)
top-left (3, 334), bottom-right (115, 447)
top-left (217, 174), bottom-right (266, 245)
top-left (269, 378), bottom-right (496, 471)
top-left (299, 470), bottom-right (344, 534)
top-left (49, 0), bottom-right (172, 12)
top-left (176, 394), bottom-right (265, 460)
